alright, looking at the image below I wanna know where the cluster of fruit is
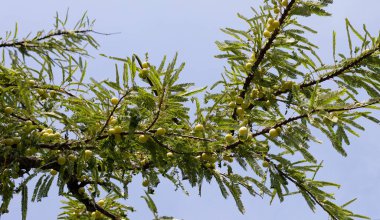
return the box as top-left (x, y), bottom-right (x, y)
top-left (263, 0), bottom-right (288, 38)
top-left (138, 62), bottom-right (150, 79)
top-left (40, 128), bottom-right (61, 140)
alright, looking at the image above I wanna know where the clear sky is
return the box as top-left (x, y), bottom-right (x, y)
top-left (1, 1), bottom-right (380, 219)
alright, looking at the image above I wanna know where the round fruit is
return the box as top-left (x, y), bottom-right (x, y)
top-left (238, 126), bottom-right (248, 136)
top-left (266, 24), bottom-right (275, 32)
top-left (4, 107), bottom-right (14, 115)
top-left (138, 134), bottom-right (149, 143)
top-left (113, 126), bottom-right (122, 134)
top-left (108, 128), bottom-right (116, 135)
top-left (37, 89), bottom-right (46, 96)
top-left (262, 161), bottom-right (270, 168)
top-left (269, 128), bottom-right (279, 138)
top-left (57, 156), bottom-right (66, 165)
top-left (111, 97), bottom-right (119, 105)
top-left (274, 7), bottom-right (280, 14)
top-left (272, 20), bottom-right (280, 28)
top-left (142, 62), bottom-right (150, 68)
top-left (156, 127), bottom-right (166, 136)
top-left (68, 154), bottom-right (77, 162)
top-left (167, 152), bottom-right (174, 157)
top-left (78, 187), bottom-right (85, 194)
top-left (142, 179), bottom-right (149, 187)
top-left (245, 62), bottom-right (253, 70)
top-left (235, 96), bottom-right (244, 105)
top-left (50, 169), bottom-right (58, 176)
top-left (25, 120), bottom-right (33, 126)
top-left (276, 127), bottom-right (282, 134)
top-left (45, 128), bottom-right (53, 134)
top-left (97, 199), bottom-right (105, 206)
top-left (28, 80), bottom-right (36, 86)
top-left (228, 101), bottom-right (236, 108)
top-left (267, 18), bottom-right (274, 24)
top-left (236, 106), bottom-right (244, 116)
top-left (281, 0), bottom-right (288, 6)
top-left (263, 30), bottom-right (271, 38)
top-left (225, 133), bottom-right (234, 143)
top-left (139, 68), bottom-right (149, 78)
top-left (84, 150), bottom-right (93, 160)
top-left (194, 124), bottom-right (204, 132)
top-left (109, 117), bottom-right (117, 125)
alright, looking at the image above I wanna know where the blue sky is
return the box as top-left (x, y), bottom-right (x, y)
top-left (1, 1), bottom-right (380, 219)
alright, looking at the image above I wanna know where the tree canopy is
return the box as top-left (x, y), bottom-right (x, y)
top-left (1, 0), bottom-right (380, 219)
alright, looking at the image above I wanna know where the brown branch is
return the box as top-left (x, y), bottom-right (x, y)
top-left (226, 98), bottom-right (380, 150)
top-left (0, 29), bottom-right (93, 48)
top-left (145, 87), bottom-right (166, 132)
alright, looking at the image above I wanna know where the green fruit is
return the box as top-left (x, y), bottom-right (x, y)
top-left (37, 89), bottom-right (46, 96)
top-left (68, 154), bottom-right (77, 162)
top-left (28, 80), bottom-right (36, 86)
top-left (267, 18), bottom-right (274, 24)
top-left (269, 128), bottom-right (279, 138)
top-left (228, 101), bottom-right (236, 108)
top-left (263, 30), bottom-right (271, 38)
top-left (281, 0), bottom-right (288, 6)
top-left (142, 179), bottom-right (149, 187)
top-left (78, 187), bottom-right (85, 194)
top-left (262, 161), bottom-right (270, 167)
top-left (167, 152), bottom-right (174, 157)
top-left (276, 127), bottom-right (282, 134)
top-left (238, 126), bottom-right (248, 137)
top-left (139, 68), bottom-right (149, 78)
top-left (84, 150), bottom-right (93, 160)
top-left (113, 126), bottom-right (122, 134)
top-left (142, 62), bottom-right (150, 68)
top-left (108, 128), bottom-right (116, 135)
top-left (235, 96), bottom-right (244, 105)
top-left (236, 106), bottom-right (244, 116)
top-left (4, 107), bottom-right (14, 115)
top-left (57, 156), bottom-right (66, 165)
top-left (194, 124), bottom-right (204, 132)
top-left (266, 24), bottom-right (275, 32)
top-left (138, 134), bottom-right (149, 143)
top-left (25, 120), bottom-right (33, 126)
top-left (156, 127), bottom-right (166, 136)
top-left (97, 199), bottom-right (105, 206)
top-left (50, 169), bottom-right (58, 176)
top-left (245, 62), bottom-right (253, 71)
top-left (111, 97), bottom-right (119, 105)
top-left (45, 128), bottom-right (53, 134)
top-left (225, 133), bottom-right (234, 143)
top-left (109, 117), bottom-right (117, 125)
top-left (274, 7), bottom-right (280, 14)
top-left (272, 20), bottom-right (280, 28)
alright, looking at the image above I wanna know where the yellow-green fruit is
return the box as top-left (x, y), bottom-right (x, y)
top-left (194, 124), bottom-right (204, 132)
top-left (276, 127), bottom-right (282, 134)
top-left (97, 199), bottom-right (105, 206)
top-left (245, 62), bottom-right (253, 70)
top-left (109, 117), bottom-right (117, 125)
top-left (50, 169), bottom-right (58, 176)
top-left (262, 161), bottom-right (270, 167)
top-left (236, 106), bottom-right (244, 116)
top-left (272, 20), bottom-right (280, 28)
top-left (225, 133), bottom-right (234, 143)
top-left (4, 107), bottom-right (14, 115)
top-left (239, 126), bottom-right (248, 137)
top-left (92, 211), bottom-right (102, 219)
top-left (108, 128), bottom-right (116, 135)
top-left (25, 120), bottom-right (33, 126)
top-left (78, 187), bottom-right (85, 194)
top-left (37, 89), bottom-right (46, 96)
top-left (138, 134), bottom-right (149, 143)
top-left (68, 154), bottom-right (77, 162)
top-left (139, 68), bottom-right (149, 78)
top-left (167, 152), bottom-right (174, 157)
top-left (267, 18), bottom-right (274, 24)
top-left (263, 30), bottom-right (271, 38)
top-left (235, 96), bottom-right (244, 105)
top-left (251, 53), bottom-right (256, 60)
top-left (266, 24), bottom-right (275, 32)
top-left (111, 97), bottom-right (119, 105)
top-left (57, 156), bottom-right (66, 165)
top-left (274, 7), bottom-right (280, 14)
top-left (156, 127), bottom-right (166, 136)
top-left (281, 0), bottom-right (288, 6)
top-left (269, 128), bottom-right (279, 138)
top-left (3, 138), bottom-right (14, 146)
top-left (84, 150), bottom-right (93, 160)
top-left (28, 79), bottom-right (36, 86)
top-left (45, 128), bottom-right (54, 134)
top-left (142, 179), bottom-right (149, 187)
top-left (113, 126), bottom-right (122, 134)
top-left (228, 101), bottom-right (236, 108)
top-left (142, 62), bottom-right (150, 69)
